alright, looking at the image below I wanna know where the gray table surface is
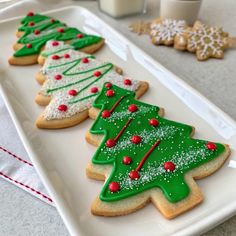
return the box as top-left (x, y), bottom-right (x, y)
top-left (0, 0), bottom-right (235, 235)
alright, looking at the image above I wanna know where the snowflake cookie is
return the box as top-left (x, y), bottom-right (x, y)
top-left (175, 21), bottom-right (229, 61)
top-left (150, 18), bottom-right (188, 46)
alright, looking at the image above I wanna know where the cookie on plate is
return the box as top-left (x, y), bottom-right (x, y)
top-left (86, 84), bottom-right (230, 219)
top-left (35, 41), bottom-right (149, 129)
top-left (8, 12), bottom-right (104, 65)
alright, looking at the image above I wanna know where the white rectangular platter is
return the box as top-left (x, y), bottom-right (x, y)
top-left (0, 6), bottom-right (236, 236)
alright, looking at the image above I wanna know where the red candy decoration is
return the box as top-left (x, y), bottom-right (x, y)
top-left (58, 104), bottom-right (68, 112)
top-left (52, 55), bottom-right (60, 60)
top-left (50, 19), bottom-right (55, 23)
top-left (26, 44), bottom-right (32, 48)
top-left (34, 29), bottom-right (40, 35)
top-left (131, 135), bottom-right (142, 144)
top-left (102, 110), bottom-right (111, 118)
top-left (206, 142), bottom-right (217, 151)
top-left (64, 54), bottom-right (70, 59)
top-left (94, 71), bottom-right (101, 77)
top-left (129, 170), bottom-right (140, 180)
top-left (106, 139), bottom-right (116, 148)
top-left (54, 74), bottom-right (62, 80)
top-left (109, 182), bottom-right (120, 192)
top-left (90, 87), bottom-right (98, 93)
top-left (128, 104), bottom-right (138, 112)
top-left (149, 118), bottom-right (159, 127)
top-left (52, 41), bottom-right (59, 46)
top-left (122, 156), bottom-right (132, 165)
top-left (124, 79), bottom-right (132, 86)
top-left (68, 90), bottom-right (77, 96)
top-left (77, 34), bottom-right (84, 39)
top-left (28, 22), bottom-right (34, 26)
top-left (164, 162), bottom-right (176, 172)
top-left (57, 28), bottom-right (64, 33)
top-left (105, 83), bottom-right (112, 89)
top-left (27, 12), bottom-right (34, 16)
top-left (93, 70), bottom-right (102, 77)
top-left (81, 57), bottom-right (89, 63)
top-left (106, 90), bottom-right (115, 97)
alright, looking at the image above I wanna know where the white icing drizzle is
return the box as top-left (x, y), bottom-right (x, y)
top-left (150, 19), bottom-right (187, 43)
top-left (29, 19), bottom-right (52, 28)
top-left (187, 23), bottom-right (226, 59)
top-left (39, 41), bottom-right (140, 120)
top-left (27, 25), bottom-right (66, 41)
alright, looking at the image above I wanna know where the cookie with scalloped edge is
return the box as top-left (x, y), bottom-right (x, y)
top-left (174, 21), bottom-right (229, 60)
top-left (150, 18), bottom-right (188, 46)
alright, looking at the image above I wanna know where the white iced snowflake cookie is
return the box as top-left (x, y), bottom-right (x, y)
top-left (150, 18), bottom-right (188, 46)
top-left (35, 40), bottom-right (149, 129)
top-left (175, 21), bottom-right (229, 60)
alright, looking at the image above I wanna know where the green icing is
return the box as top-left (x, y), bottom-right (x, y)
top-left (14, 13), bottom-right (103, 57)
top-left (90, 84), bottom-right (226, 203)
top-left (20, 14), bottom-right (49, 25)
top-left (71, 35), bottom-right (102, 50)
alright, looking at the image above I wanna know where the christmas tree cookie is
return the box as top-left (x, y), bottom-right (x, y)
top-left (174, 21), bottom-right (230, 60)
top-left (8, 12), bottom-right (104, 65)
top-left (86, 84), bottom-right (230, 219)
top-left (35, 41), bottom-right (148, 129)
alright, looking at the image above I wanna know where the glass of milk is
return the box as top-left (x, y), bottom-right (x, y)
top-left (98, 0), bottom-right (147, 18)
top-left (160, 0), bottom-right (202, 25)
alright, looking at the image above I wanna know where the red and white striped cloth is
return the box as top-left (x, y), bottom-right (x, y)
top-left (0, 0), bottom-right (74, 208)
top-left (0, 95), bottom-right (53, 206)
top-left (0, 0), bottom-right (89, 208)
